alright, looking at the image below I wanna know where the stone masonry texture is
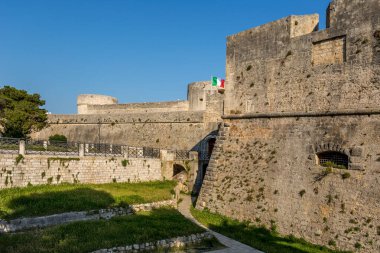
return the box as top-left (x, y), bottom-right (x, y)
top-left (31, 82), bottom-right (224, 151)
top-left (0, 154), bottom-right (161, 189)
top-left (197, 0), bottom-right (380, 252)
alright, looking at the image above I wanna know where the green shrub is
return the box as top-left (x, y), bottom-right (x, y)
top-left (121, 159), bottom-right (129, 167)
top-left (341, 172), bottom-right (351, 180)
top-left (49, 134), bottom-right (67, 143)
top-left (321, 161), bottom-right (347, 170)
top-left (299, 190), bottom-right (306, 197)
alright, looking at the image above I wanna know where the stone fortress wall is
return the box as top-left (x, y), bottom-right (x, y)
top-left (0, 154), bottom-right (162, 189)
top-left (197, 0), bottom-right (380, 252)
top-left (32, 82), bottom-right (224, 151)
top-left (0, 148), bottom-right (199, 190)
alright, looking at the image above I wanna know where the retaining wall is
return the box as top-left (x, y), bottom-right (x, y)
top-left (0, 154), bottom-right (162, 189)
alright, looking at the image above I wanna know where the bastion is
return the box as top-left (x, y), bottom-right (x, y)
top-left (197, 0), bottom-right (380, 252)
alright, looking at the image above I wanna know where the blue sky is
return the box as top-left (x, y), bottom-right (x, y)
top-left (0, 0), bottom-right (331, 114)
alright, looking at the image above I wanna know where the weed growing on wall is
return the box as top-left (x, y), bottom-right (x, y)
top-left (15, 154), bottom-right (24, 165)
top-left (47, 157), bottom-right (80, 169)
top-left (121, 160), bottom-right (129, 167)
top-left (341, 172), bottom-right (351, 180)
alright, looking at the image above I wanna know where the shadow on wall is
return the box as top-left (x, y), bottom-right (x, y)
top-left (1, 188), bottom-right (114, 220)
top-left (190, 129), bottom-right (219, 195)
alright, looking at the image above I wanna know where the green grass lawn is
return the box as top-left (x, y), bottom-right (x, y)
top-left (0, 181), bottom-right (176, 220)
top-left (0, 208), bottom-right (207, 253)
top-left (191, 207), bottom-right (353, 253)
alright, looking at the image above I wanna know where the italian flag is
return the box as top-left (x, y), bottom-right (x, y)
top-left (212, 76), bottom-right (225, 89)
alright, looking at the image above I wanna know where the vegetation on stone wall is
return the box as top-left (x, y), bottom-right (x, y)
top-left (0, 85), bottom-right (47, 138)
top-left (121, 159), bottom-right (129, 167)
top-left (47, 157), bottom-right (80, 169)
top-left (15, 154), bottom-right (24, 165)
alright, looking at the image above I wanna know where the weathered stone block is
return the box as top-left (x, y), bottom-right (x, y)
top-left (348, 163), bottom-right (364, 171)
top-left (350, 147), bottom-right (363, 157)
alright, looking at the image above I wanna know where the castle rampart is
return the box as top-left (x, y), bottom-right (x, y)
top-left (197, 0), bottom-right (380, 252)
top-left (32, 81), bottom-right (224, 151)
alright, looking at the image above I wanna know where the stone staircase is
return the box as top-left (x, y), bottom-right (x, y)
top-left (197, 122), bottom-right (230, 207)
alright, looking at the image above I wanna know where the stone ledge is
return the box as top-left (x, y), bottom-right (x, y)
top-left (0, 199), bottom-right (176, 233)
top-left (91, 232), bottom-right (214, 253)
top-left (222, 109), bottom-right (380, 119)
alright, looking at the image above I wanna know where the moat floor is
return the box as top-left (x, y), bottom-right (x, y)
top-left (178, 195), bottom-right (263, 253)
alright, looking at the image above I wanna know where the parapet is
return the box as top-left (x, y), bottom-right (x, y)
top-left (227, 14), bottom-right (319, 64)
top-left (77, 94), bottom-right (118, 114)
top-left (327, 0), bottom-right (380, 29)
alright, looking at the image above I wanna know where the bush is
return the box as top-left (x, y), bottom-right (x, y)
top-left (121, 159), bottom-right (129, 167)
top-left (49, 134), bottom-right (67, 143)
top-left (341, 172), bottom-right (351, 180)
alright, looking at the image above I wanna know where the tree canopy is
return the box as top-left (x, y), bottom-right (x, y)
top-left (0, 86), bottom-right (48, 138)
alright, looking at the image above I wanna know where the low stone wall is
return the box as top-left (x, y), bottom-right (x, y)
top-left (91, 232), bottom-right (214, 253)
top-left (0, 154), bottom-right (162, 189)
top-left (0, 200), bottom-right (176, 233)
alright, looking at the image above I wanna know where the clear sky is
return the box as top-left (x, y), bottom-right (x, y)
top-left (0, 0), bottom-right (331, 114)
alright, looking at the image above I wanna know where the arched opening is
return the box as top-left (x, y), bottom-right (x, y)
top-left (317, 151), bottom-right (349, 169)
top-left (173, 164), bottom-right (187, 182)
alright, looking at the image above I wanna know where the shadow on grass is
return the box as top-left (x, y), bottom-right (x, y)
top-left (208, 221), bottom-right (312, 253)
top-left (191, 208), bottom-right (352, 253)
top-left (209, 221), bottom-right (352, 253)
top-left (4, 188), bottom-right (115, 220)
top-left (0, 208), bottom-right (207, 253)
